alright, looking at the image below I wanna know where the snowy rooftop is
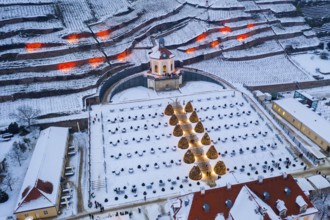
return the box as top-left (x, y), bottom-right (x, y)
top-left (149, 46), bottom-right (174, 60)
top-left (14, 127), bottom-right (69, 213)
top-left (229, 185), bottom-right (278, 219)
top-left (170, 174), bottom-right (317, 219)
top-left (295, 178), bottom-right (316, 193)
top-left (307, 175), bottom-right (330, 190)
top-left (273, 98), bottom-right (330, 144)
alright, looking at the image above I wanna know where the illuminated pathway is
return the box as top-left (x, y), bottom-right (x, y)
top-left (167, 100), bottom-right (226, 187)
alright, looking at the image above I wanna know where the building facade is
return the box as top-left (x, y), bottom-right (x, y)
top-left (272, 98), bottom-right (330, 153)
top-left (146, 38), bottom-right (182, 91)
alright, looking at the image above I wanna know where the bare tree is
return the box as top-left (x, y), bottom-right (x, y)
top-left (10, 141), bottom-right (27, 167)
top-left (2, 173), bottom-right (16, 192)
top-left (10, 105), bottom-right (41, 128)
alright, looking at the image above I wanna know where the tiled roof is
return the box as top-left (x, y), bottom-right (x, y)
top-left (149, 47), bottom-right (174, 60)
top-left (188, 175), bottom-right (316, 219)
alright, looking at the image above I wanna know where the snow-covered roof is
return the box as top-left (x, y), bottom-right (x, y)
top-left (14, 127), bottom-right (69, 213)
top-left (295, 90), bottom-right (318, 101)
top-left (149, 46), bottom-right (174, 60)
top-left (295, 178), bottom-right (315, 192)
top-left (229, 185), bottom-right (277, 219)
top-left (276, 199), bottom-right (287, 212)
top-left (273, 98), bottom-right (330, 144)
top-left (295, 195), bottom-right (307, 207)
top-left (186, 175), bottom-right (317, 219)
top-left (307, 175), bottom-right (330, 190)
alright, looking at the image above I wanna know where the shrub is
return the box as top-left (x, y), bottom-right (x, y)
top-left (0, 189), bottom-right (9, 203)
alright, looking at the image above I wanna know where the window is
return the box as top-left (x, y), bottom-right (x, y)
top-left (163, 65), bottom-right (167, 73)
top-left (292, 119), bottom-right (295, 123)
top-left (25, 214), bottom-right (29, 217)
top-left (282, 111), bottom-right (286, 116)
top-left (154, 65), bottom-right (158, 73)
top-left (314, 136), bottom-right (318, 141)
top-left (44, 210), bottom-right (48, 215)
top-left (321, 141), bottom-right (323, 145)
top-left (274, 104), bottom-right (277, 108)
top-left (171, 63), bottom-right (174, 71)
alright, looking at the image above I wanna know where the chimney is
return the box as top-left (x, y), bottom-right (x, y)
top-left (226, 183), bottom-right (231, 190)
top-left (283, 172), bottom-right (288, 179)
top-left (296, 195), bottom-right (307, 213)
top-left (258, 175), bottom-right (263, 183)
top-left (276, 199), bottom-right (287, 217)
top-left (201, 186), bottom-right (205, 196)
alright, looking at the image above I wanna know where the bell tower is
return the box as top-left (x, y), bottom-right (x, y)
top-left (146, 38), bottom-right (181, 91)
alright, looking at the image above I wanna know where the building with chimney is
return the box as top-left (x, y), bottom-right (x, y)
top-left (169, 174), bottom-right (318, 220)
top-left (14, 127), bottom-right (70, 220)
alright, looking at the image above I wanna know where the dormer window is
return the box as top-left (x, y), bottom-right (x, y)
top-left (296, 195), bottom-right (307, 213)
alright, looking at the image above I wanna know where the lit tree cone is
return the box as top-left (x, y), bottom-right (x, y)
top-left (189, 165), bottom-right (202, 180)
top-left (206, 145), bottom-right (218, 159)
top-left (214, 161), bottom-right (226, 175)
top-left (201, 133), bottom-right (211, 145)
top-left (194, 121), bottom-right (204, 133)
top-left (185, 101), bottom-right (193, 113)
top-left (169, 114), bottom-right (179, 126)
top-left (183, 149), bottom-right (195, 164)
top-left (164, 104), bottom-right (174, 116)
top-left (178, 137), bottom-right (189, 149)
top-left (189, 111), bottom-right (199, 123)
top-left (173, 124), bottom-right (183, 137)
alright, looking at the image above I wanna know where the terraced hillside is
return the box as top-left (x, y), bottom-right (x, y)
top-left (0, 0), bottom-right (321, 124)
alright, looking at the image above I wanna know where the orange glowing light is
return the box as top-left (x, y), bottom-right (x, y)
top-left (247, 23), bottom-right (254, 29)
top-left (237, 34), bottom-right (248, 41)
top-left (67, 34), bottom-right (79, 44)
top-left (25, 43), bottom-right (42, 52)
top-left (96, 30), bottom-right (110, 40)
top-left (210, 40), bottom-right (219, 48)
top-left (219, 26), bottom-right (231, 34)
top-left (88, 57), bottom-right (106, 68)
top-left (196, 33), bottom-right (207, 42)
top-left (58, 62), bottom-right (76, 72)
top-left (186, 48), bottom-right (197, 54)
top-left (117, 52), bottom-right (127, 62)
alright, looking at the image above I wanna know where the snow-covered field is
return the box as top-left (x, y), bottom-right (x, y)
top-left (88, 83), bottom-right (306, 210)
top-left (0, 89), bottom-right (95, 127)
top-left (188, 54), bottom-right (312, 86)
top-left (290, 52), bottom-right (330, 78)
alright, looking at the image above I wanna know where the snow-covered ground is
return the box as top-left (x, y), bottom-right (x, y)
top-left (290, 52), bottom-right (330, 78)
top-left (88, 82), bottom-right (306, 211)
top-left (188, 55), bottom-right (312, 86)
top-left (0, 129), bottom-right (39, 220)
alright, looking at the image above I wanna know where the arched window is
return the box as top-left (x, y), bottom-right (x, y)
top-left (163, 65), bottom-right (167, 73)
top-left (154, 65), bottom-right (158, 73)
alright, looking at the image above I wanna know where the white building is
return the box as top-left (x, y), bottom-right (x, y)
top-left (14, 127), bottom-right (70, 220)
top-left (146, 38), bottom-right (182, 91)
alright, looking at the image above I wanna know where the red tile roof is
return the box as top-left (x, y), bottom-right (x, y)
top-left (188, 175), bottom-right (315, 220)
